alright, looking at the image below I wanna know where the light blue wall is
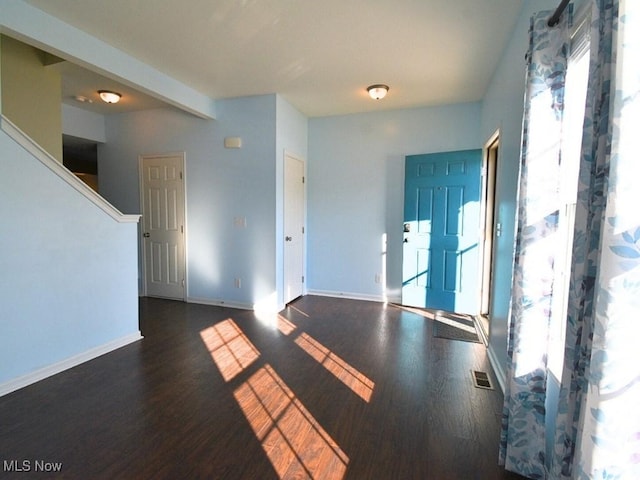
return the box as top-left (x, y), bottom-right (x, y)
top-left (0, 127), bottom-right (139, 385)
top-left (62, 104), bottom-right (106, 143)
top-left (479, 0), bottom-right (563, 386)
top-left (275, 95), bottom-right (308, 307)
top-left (98, 96), bottom-right (282, 309)
top-left (307, 103), bottom-right (481, 301)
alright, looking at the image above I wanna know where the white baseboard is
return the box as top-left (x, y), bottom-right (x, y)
top-left (189, 292), bottom-right (398, 311)
top-left (305, 289), bottom-right (386, 303)
top-left (0, 332), bottom-right (143, 397)
top-left (487, 344), bottom-right (506, 394)
top-left (474, 315), bottom-right (489, 346)
top-left (187, 296), bottom-right (253, 311)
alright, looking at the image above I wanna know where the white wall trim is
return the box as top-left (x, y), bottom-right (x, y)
top-left (187, 296), bottom-right (254, 311)
top-left (1, 115), bottom-right (140, 224)
top-left (306, 289), bottom-right (386, 304)
top-left (487, 344), bottom-right (506, 394)
top-left (0, 333), bottom-right (142, 397)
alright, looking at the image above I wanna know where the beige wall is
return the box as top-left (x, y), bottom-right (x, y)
top-left (1, 35), bottom-right (62, 162)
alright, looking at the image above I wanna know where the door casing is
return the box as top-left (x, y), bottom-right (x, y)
top-left (476, 132), bottom-right (500, 340)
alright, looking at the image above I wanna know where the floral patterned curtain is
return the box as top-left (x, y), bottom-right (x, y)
top-left (553, 0), bottom-right (640, 477)
top-left (499, 8), bottom-right (571, 478)
top-left (502, 1), bottom-right (640, 478)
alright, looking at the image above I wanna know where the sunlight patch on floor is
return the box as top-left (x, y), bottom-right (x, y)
top-left (295, 333), bottom-right (374, 402)
top-left (234, 364), bottom-right (349, 480)
top-left (278, 315), bottom-right (297, 335)
top-left (389, 303), bottom-right (437, 320)
top-left (434, 313), bottom-right (477, 335)
top-left (253, 311), bottom-right (298, 336)
top-left (391, 303), bottom-right (477, 335)
top-left (200, 319), bottom-right (260, 381)
top-left (289, 304), bottom-right (310, 318)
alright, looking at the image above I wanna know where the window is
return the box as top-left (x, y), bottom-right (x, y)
top-left (548, 10), bottom-right (591, 380)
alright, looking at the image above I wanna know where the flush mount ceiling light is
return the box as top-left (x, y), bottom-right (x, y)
top-left (367, 84), bottom-right (389, 100)
top-left (98, 90), bottom-right (122, 104)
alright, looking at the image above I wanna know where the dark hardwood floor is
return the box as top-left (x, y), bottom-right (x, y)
top-left (0, 296), bottom-right (525, 479)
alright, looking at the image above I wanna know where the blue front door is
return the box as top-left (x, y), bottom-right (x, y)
top-left (402, 149), bottom-right (482, 314)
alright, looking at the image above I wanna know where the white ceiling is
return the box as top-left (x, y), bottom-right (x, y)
top-left (52, 61), bottom-right (170, 115)
top-left (24, 0), bottom-right (524, 117)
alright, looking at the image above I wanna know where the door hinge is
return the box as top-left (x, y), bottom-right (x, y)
top-left (182, 279), bottom-right (185, 287)
top-left (302, 226), bottom-right (305, 234)
top-left (302, 276), bottom-right (305, 283)
top-left (302, 176), bottom-right (305, 184)
top-left (181, 225), bottom-right (184, 234)
top-left (180, 171), bottom-right (183, 180)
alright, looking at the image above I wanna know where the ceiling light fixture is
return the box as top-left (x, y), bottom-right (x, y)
top-left (98, 90), bottom-right (122, 104)
top-left (367, 84), bottom-right (389, 100)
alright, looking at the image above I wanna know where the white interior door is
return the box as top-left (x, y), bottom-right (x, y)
top-left (283, 153), bottom-right (305, 304)
top-left (140, 153), bottom-right (186, 300)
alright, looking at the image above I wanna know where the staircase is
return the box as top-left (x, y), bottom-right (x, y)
top-left (0, 115), bottom-right (142, 395)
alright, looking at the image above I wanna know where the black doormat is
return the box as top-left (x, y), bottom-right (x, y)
top-left (432, 312), bottom-right (481, 343)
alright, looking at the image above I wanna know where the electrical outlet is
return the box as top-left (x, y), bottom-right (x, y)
top-left (234, 278), bottom-right (241, 288)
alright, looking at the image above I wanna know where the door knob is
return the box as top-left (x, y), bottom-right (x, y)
top-left (143, 232), bottom-right (150, 238)
top-left (285, 236), bottom-right (292, 241)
